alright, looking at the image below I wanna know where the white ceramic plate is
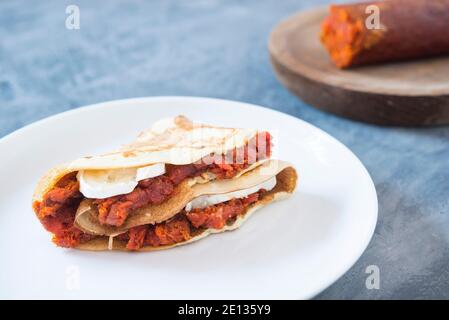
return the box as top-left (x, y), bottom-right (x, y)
top-left (0, 97), bottom-right (377, 299)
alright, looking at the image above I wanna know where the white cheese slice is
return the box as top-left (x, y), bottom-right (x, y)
top-left (77, 163), bottom-right (166, 199)
top-left (185, 176), bottom-right (276, 211)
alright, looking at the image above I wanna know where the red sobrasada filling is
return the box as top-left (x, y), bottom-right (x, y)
top-left (33, 132), bottom-right (271, 249)
top-left (120, 189), bottom-right (265, 250)
top-left (320, 7), bottom-right (364, 68)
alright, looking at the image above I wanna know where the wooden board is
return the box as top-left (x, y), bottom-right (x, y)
top-left (268, 7), bottom-right (449, 126)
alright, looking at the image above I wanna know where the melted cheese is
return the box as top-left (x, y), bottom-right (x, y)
top-left (77, 163), bottom-right (166, 199)
top-left (185, 176), bottom-right (276, 211)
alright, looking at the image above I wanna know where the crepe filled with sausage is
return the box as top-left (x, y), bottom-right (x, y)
top-left (32, 116), bottom-right (297, 251)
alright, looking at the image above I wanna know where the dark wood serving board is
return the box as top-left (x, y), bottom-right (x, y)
top-left (268, 7), bottom-right (449, 126)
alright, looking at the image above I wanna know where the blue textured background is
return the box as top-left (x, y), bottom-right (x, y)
top-left (1, 0), bottom-right (449, 299)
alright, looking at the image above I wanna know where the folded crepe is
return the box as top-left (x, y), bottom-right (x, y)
top-left (32, 116), bottom-right (297, 251)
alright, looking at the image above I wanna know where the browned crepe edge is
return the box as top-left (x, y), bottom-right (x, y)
top-left (75, 166), bottom-right (297, 251)
top-left (74, 160), bottom-right (291, 235)
top-left (32, 116), bottom-right (260, 204)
